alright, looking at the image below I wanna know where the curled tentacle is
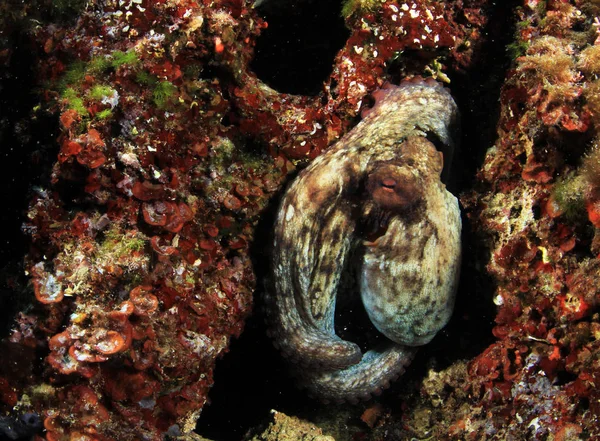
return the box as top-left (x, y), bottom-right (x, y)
top-left (297, 345), bottom-right (417, 403)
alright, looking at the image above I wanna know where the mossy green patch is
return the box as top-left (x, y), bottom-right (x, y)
top-left (516, 19), bottom-right (532, 30)
top-left (60, 61), bottom-right (87, 89)
top-left (89, 84), bottom-right (116, 101)
top-left (238, 150), bottom-right (272, 174)
top-left (135, 70), bottom-right (158, 86)
top-left (183, 64), bottom-right (203, 79)
top-left (581, 141), bottom-right (600, 190)
top-left (210, 137), bottom-right (236, 168)
top-left (153, 81), bottom-right (179, 110)
top-left (95, 109), bottom-right (113, 120)
top-left (101, 228), bottom-right (146, 258)
top-left (56, 48), bottom-right (137, 96)
top-left (62, 87), bottom-right (89, 116)
top-left (111, 49), bottom-right (140, 69)
top-left (88, 56), bottom-right (112, 75)
top-left (341, 0), bottom-right (379, 18)
top-left (553, 172), bottom-right (587, 221)
top-left (536, 0), bottom-right (547, 14)
top-left (507, 40), bottom-right (530, 59)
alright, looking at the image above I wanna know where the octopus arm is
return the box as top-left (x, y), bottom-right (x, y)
top-left (297, 344), bottom-right (417, 403)
top-left (270, 167), bottom-right (362, 369)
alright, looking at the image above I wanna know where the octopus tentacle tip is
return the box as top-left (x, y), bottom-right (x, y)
top-left (268, 77), bottom-right (461, 400)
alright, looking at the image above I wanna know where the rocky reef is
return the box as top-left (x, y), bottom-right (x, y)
top-left (2, 0), bottom-right (600, 440)
top-left (2, 0), bottom-right (278, 439)
top-left (452, 0), bottom-right (600, 438)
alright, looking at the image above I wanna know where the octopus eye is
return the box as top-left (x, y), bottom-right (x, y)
top-left (381, 178), bottom-right (397, 191)
top-left (367, 167), bottom-right (422, 213)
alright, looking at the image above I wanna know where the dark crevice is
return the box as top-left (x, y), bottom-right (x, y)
top-left (443, 0), bottom-right (523, 366)
top-left (0, 29), bottom-right (59, 338)
top-left (251, 0), bottom-right (349, 96)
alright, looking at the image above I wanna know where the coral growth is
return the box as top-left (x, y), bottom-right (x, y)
top-left (233, 0), bottom-right (492, 161)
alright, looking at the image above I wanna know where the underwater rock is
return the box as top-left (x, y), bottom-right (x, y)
top-left (244, 410), bottom-right (335, 441)
top-left (1, 0), bottom-right (275, 439)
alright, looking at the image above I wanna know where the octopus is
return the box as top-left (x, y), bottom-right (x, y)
top-left (267, 78), bottom-right (462, 402)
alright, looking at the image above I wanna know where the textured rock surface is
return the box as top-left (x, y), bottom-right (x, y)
top-left (244, 410), bottom-right (335, 441)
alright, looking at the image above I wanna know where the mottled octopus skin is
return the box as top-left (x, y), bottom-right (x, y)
top-left (268, 79), bottom-right (462, 401)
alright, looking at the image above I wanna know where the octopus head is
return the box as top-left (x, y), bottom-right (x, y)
top-left (366, 137), bottom-right (444, 214)
top-left (360, 135), bottom-right (459, 348)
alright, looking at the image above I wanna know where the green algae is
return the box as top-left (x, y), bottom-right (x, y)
top-left (553, 172), bottom-right (587, 221)
top-left (507, 40), bottom-right (530, 59)
top-left (110, 49), bottom-right (140, 69)
top-left (88, 84), bottom-right (116, 101)
top-left (95, 109), bottom-right (113, 120)
top-left (153, 81), bottom-right (179, 110)
top-left (100, 227), bottom-right (146, 259)
top-left (341, 0), bottom-right (379, 18)
top-left (135, 70), bottom-right (158, 86)
top-left (60, 61), bottom-right (87, 88)
top-left (62, 87), bottom-right (88, 116)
